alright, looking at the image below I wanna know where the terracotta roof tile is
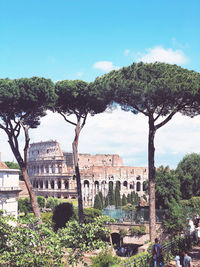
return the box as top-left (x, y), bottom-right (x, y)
top-left (0, 161), bottom-right (9, 169)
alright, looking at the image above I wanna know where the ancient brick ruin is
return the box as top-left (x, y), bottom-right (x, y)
top-left (28, 140), bottom-right (148, 206)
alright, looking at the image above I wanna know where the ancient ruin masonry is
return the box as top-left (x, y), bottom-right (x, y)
top-left (28, 140), bottom-right (148, 207)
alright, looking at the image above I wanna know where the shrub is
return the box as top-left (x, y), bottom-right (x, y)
top-left (41, 212), bottom-right (53, 225)
top-left (46, 197), bottom-right (61, 210)
top-left (91, 250), bottom-right (120, 267)
top-left (119, 229), bottom-right (127, 238)
top-left (0, 214), bottom-right (64, 266)
top-left (74, 207), bottom-right (102, 224)
top-left (52, 202), bottom-right (74, 231)
top-left (130, 226), bottom-right (146, 236)
top-left (18, 198), bottom-right (32, 214)
top-left (36, 196), bottom-right (46, 208)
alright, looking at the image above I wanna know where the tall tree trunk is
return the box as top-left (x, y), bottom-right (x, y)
top-left (148, 116), bottom-right (156, 241)
top-left (22, 168), bottom-right (41, 219)
top-left (23, 126), bottom-right (41, 220)
top-left (7, 128), bottom-right (41, 220)
top-left (72, 122), bottom-right (84, 223)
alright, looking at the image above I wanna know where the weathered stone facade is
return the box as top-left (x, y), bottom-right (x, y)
top-left (28, 140), bottom-right (148, 207)
top-left (0, 153), bottom-right (21, 218)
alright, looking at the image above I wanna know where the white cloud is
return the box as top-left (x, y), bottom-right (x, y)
top-left (76, 71), bottom-right (83, 77)
top-left (93, 61), bottom-right (120, 72)
top-left (138, 46), bottom-right (188, 65)
top-left (124, 49), bottom-right (130, 56)
top-left (2, 109), bottom-right (200, 170)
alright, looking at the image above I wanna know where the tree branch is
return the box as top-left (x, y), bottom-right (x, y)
top-left (59, 112), bottom-right (77, 126)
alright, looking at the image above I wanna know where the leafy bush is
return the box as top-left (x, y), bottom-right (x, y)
top-left (119, 229), bottom-right (127, 238)
top-left (58, 216), bottom-right (115, 265)
top-left (130, 226), bottom-right (146, 236)
top-left (18, 198), bottom-right (32, 214)
top-left (36, 196), bottom-right (46, 208)
top-left (46, 197), bottom-right (61, 210)
top-left (52, 202), bottom-right (74, 231)
top-left (91, 250), bottom-right (120, 267)
top-left (41, 212), bottom-right (53, 225)
top-left (73, 207), bottom-right (102, 223)
top-left (0, 214), bottom-right (64, 266)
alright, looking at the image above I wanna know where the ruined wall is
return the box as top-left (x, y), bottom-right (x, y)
top-left (28, 140), bottom-right (148, 206)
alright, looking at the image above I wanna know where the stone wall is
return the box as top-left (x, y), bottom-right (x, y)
top-left (28, 140), bottom-right (148, 207)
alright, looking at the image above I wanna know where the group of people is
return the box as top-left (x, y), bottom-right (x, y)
top-left (187, 216), bottom-right (200, 244)
top-left (152, 238), bottom-right (193, 267)
top-left (115, 245), bottom-right (134, 257)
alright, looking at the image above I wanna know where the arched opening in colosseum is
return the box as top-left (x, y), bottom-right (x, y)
top-left (64, 196), bottom-right (68, 199)
top-left (95, 181), bottom-right (99, 191)
top-left (73, 175), bottom-right (76, 180)
top-left (33, 180), bottom-right (36, 188)
top-left (45, 165), bottom-right (49, 174)
top-left (52, 164), bottom-right (55, 173)
top-left (109, 181), bottom-right (113, 188)
top-left (130, 182), bottom-right (134, 189)
top-left (136, 182), bottom-right (141, 192)
top-left (41, 165), bottom-right (44, 173)
top-left (51, 180), bottom-right (55, 189)
top-left (123, 181), bottom-right (128, 188)
top-left (111, 233), bottom-right (120, 246)
top-left (37, 166), bottom-right (39, 174)
top-left (84, 180), bottom-right (89, 188)
top-left (40, 180), bottom-right (43, 189)
top-left (65, 181), bottom-right (69, 189)
top-left (45, 181), bottom-right (48, 189)
top-left (72, 196), bottom-right (76, 199)
top-left (58, 181), bottom-right (61, 189)
top-left (36, 181), bottom-right (38, 188)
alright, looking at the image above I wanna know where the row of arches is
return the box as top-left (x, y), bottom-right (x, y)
top-left (83, 180), bottom-right (146, 192)
top-left (32, 179), bottom-right (69, 190)
top-left (28, 162), bottom-right (64, 175)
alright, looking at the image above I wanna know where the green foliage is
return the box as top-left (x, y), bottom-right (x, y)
top-left (83, 208), bottom-right (103, 224)
top-left (163, 199), bottom-right (189, 236)
top-left (58, 216), bottom-right (114, 265)
top-left (46, 197), bottom-right (61, 210)
top-left (36, 196), bottom-right (45, 208)
top-left (5, 161), bottom-right (19, 169)
top-left (176, 153), bottom-right (200, 199)
top-left (0, 214), bottom-right (64, 266)
top-left (119, 229), bottom-right (127, 238)
top-left (155, 166), bottom-right (181, 209)
top-left (74, 207), bottom-right (102, 224)
top-left (130, 191), bottom-right (140, 206)
top-left (108, 182), bottom-right (115, 206)
top-left (52, 202), bottom-right (74, 231)
top-left (130, 226), bottom-right (146, 236)
top-left (91, 250), bottom-right (120, 267)
top-left (18, 197), bottom-right (32, 215)
top-left (41, 212), bottom-right (53, 225)
top-left (122, 194), bottom-right (127, 206)
top-left (98, 191), bottom-right (104, 208)
top-left (115, 182), bottom-right (121, 207)
top-left (94, 194), bottom-right (103, 210)
top-left (122, 203), bottom-right (136, 212)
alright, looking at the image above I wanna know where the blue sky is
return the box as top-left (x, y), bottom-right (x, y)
top-left (0, 0), bottom-right (200, 169)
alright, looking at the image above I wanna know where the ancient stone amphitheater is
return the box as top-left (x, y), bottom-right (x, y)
top-left (28, 140), bottom-right (148, 207)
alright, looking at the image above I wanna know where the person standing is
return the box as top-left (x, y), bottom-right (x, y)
top-left (152, 238), bottom-right (164, 267)
top-left (183, 251), bottom-right (192, 267)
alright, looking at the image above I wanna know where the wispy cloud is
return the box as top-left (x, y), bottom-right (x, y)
top-left (124, 49), bottom-right (130, 56)
top-left (93, 61), bottom-right (120, 72)
top-left (137, 46), bottom-right (188, 65)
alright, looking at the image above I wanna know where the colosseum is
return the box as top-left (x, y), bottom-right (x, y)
top-left (28, 140), bottom-right (148, 207)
